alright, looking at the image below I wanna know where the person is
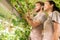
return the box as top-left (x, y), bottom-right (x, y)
top-left (42, 0), bottom-right (60, 40)
top-left (25, 1), bottom-right (47, 40)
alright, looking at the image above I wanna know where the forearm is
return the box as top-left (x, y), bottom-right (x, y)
top-left (26, 18), bottom-right (34, 26)
top-left (26, 18), bottom-right (40, 27)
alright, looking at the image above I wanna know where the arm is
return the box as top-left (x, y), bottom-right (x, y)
top-left (52, 11), bottom-right (60, 40)
top-left (26, 17), bottom-right (41, 27)
top-left (26, 14), bottom-right (47, 28)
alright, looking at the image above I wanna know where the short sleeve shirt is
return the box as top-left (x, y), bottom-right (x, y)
top-left (33, 12), bottom-right (47, 24)
top-left (51, 11), bottom-right (60, 24)
top-left (30, 12), bottom-right (47, 40)
top-left (42, 11), bottom-right (60, 40)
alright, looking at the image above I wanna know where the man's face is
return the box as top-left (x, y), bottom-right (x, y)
top-left (35, 3), bottom-right (41, 12)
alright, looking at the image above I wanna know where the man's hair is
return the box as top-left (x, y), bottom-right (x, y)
top-left (36, 1), bottom-right (44, 6)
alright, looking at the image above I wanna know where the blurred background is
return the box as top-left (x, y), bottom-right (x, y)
top-left (0, 0), bottom-right (60, 40)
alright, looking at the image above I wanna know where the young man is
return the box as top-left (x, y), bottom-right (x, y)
top-left (25, 1), bottom-right (47, 40)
